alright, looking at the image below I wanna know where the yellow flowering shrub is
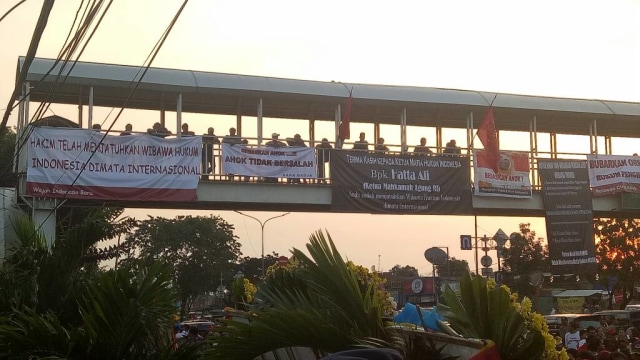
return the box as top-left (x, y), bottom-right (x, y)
top-left (346, 261), bottom-right (396, 315)
top-left (243, 278), bottom-right (257, 303)
top-left (502, 288), bottom-right (568, 360)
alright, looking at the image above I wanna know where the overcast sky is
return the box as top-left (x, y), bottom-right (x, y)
top-left (2, 1), bottom-right (639, 275)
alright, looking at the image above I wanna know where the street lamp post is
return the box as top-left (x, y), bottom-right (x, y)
top-left (234, 211), bottom-right (290, 277)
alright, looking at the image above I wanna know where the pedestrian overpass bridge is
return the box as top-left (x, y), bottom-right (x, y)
top-left (7, 57), bottom-right (640, 246)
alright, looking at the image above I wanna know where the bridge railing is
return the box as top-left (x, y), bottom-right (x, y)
top-left (195, 135), bottom-right (601, 190)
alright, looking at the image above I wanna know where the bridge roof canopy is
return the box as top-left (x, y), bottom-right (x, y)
top-left (18, 56), bottom-right (640, 138)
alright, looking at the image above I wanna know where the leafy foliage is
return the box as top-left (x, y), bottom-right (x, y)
top-left (0, 126), bottom-right (17, 187)
top-left (389, 332), bottom-right (459, 360)
top-left (437, 271), bottom-right (546, 360)
top-left (74, 263), bottom-right (177, 358)
top-left (237, 252), bottom-right (280, 283)
top-left (0, 263), bottom-right (185, 359)
top-left (0, 215), bottom-right (200, 359)
top-left (121, 215), bottom-right (242, 317)
top-left (436, 257), bottom-right (469, 279)
top-left (208, 230), bottom-right (390, 359)
top-left (388, 264), bottom-right (419, 277)
top-left (500, 223), bottom-right (549, 299)
top-left (0, 210), bottom-right (135, 324)
top-left (594, 217), bottom-right (640, 309)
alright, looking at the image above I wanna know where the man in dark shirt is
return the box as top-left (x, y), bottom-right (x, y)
top-left (181, 123), bottom-right (195, 136)
top-left (264, 133), bottom-right (286, 183)
top-left (375, 137), bottom-right (389, 152)
top-left (202, 127), bottom-right (220, 179)
top-left (413, 137), bottom-right (433, 155)
top-left (222, 127), bottom-right (242, 145)
top-left (148, 122), bottom-right (171, 137)
top-left (222, 127), bottom-right (242, 181)
top-left (443, 139), bottom-right (461, 155)
top-left (315, 138), bottom-right (332, 184)
top-left (353, 132), bottom-right (369, 150)
top-left (119, 123), bottom-right (133, 136)
top-left (286, 134), bottom-right (306, 183)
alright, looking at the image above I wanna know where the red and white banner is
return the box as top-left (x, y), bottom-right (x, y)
top-left (587, 154), bottom-right (640, 196)
top-left (474, 150), bottom-right (532, 198)
top-left (26, 127), bottom-right (201, 201)
top-left (221, 143), bottom-right (316, 178)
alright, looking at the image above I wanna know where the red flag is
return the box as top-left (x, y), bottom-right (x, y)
top-left (477, 107), bottom-right (500, 173)
top-left (338, 89), bottom-right (352, 140)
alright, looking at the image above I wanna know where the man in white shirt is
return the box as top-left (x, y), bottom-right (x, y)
top-left (564, 322), bottom-right (581, 350)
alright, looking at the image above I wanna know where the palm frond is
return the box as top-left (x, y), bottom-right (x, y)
top-left (0, 307), bottom-right (74, 358)
top-left (209, 230), bottom-right (388, 359)
top-left (78, 262), bottom-right (176, 358)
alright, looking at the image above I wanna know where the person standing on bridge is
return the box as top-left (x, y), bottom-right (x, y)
top-left (222, 127), bottom-right (242, 181)
top-left (413, 137), bottom-right (434, 155)
top-left (181, 123), bottom-right (195, 136)
top-left (286, 134), bottom-right (307, 183)
top-left (352, 132), bottom-right (369, 151)
top-left (375, 137), bottom-right (389, 153)
top-left (315, 138), bottom-right (332, 184)
top-left (443, 139), bottom-right (461, 155)
top-left (264, 133), bottom-right (287, 183)
top-left (119, 123), bottom-right (133, 136)
top-left (148, 122), bottom-right (171, 137)
top-left (202, 127), bottom-right (220, 180)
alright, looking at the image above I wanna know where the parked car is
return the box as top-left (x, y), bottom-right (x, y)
top-left (544, 314), bottom-right (601, 337)
top-left (181, 320), bottom-right (218, 336)
top-left (625, 304), bottom-right (640, 312)
top-left (594, 309), bottom-right (640, 329)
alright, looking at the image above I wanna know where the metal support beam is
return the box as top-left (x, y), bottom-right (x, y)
top-left (78, 87), bottom-right (83, 128)
top-left (88, 86), bottom-right (94, 128)
top-left (335, 104), bottom-right (341, 147)
top-left (258, 98), bottom-right (263, 145)
top-left (530, 116), bottom-right (538, 187)
top-left (31, 197), bottom-right (57, 249)
top-left (401, 108), bottom-right (407, 153)
top-left (177, 93), bottom-right (182, 138)
top-left (236, 108), bottom-right (242, 137)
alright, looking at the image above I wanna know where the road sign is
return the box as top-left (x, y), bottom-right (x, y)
top-left (460, 235), bottom-right (472, 250)
top-left (481, 267), bottom-right (493, 276)
top-left (424, 247), bottom-right (448, 266)
top-left (494, 229), bottom-right (508, 247)
top-left (480, 255), bottom-right (493, 267)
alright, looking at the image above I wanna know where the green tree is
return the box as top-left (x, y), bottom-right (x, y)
top-left (237, 252), bottom-right (280, 283)
top-left (388, 264), bottom-right (419, 277)
top-left (0, 215), bottom-right (199, 358)
top-left (436, 257), bottom-right (469, 279)
top-left (122, 215), bottom-right (242, 317)
top-left (0, 208), bottom-right (135, 324)
top-left (500, 223), bottom-right (549, 300)
top-left (0, 126), bottom-right (17, 187)
top-left (594, 217), bottom-right (640, 309)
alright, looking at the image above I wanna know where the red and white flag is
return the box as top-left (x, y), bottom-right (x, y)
top-left (477, 107), bottom-right (500, 173)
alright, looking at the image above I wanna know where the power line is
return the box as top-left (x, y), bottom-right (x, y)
top-left (0, 0), bottom-right (54, 135)
top-left (0, 0), bottom-right (28, 24)
top-left (25, 0), bottom-right (191, 244)
top-left (1, 1), bottom-right (111, 193)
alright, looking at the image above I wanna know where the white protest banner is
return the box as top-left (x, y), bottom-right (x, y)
top-left (221, 143), bottom-right (316, 178)
top-left (474, 150), bottom-right (532, 198)
top-left (587, 154), bottom-right (640, 196)
top-left (26, 127), bottom-right (202, 201)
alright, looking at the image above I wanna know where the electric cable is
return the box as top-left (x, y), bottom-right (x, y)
top-left (24, 0), bottom-right (190, 243)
